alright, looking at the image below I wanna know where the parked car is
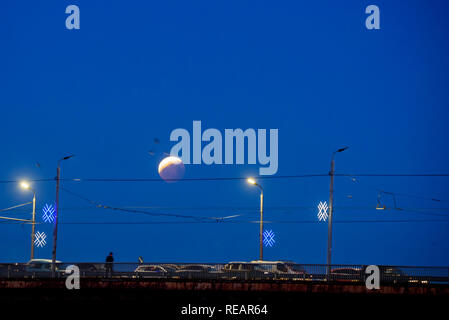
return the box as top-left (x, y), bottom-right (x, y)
top-left (134, 265), bottom-right (171, 278)
top-left (76, 263), bottom-right (105, 277)
top-left (379, 266), bottom-right (430, 284)
top-left (330, 267), bottom-right (364, 282)
top-left (0, 263), bottom-right (20, 278)
top-left (21, 259), bottom-right (64, 278)
top-left (247, 260), bottom-right (310, 280)
top-left (162, 264), bottom-right (180, 271)
top-left (283, 263), bottom-right (311, 280)
top-left (222, 262), bottom-right (272, 280)
top-left (174, 264), bottom-right (220, 279)
top-left (379, 266), bottom-right (405, 283)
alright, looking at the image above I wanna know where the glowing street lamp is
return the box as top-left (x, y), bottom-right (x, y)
top-left (20, 180), bottom-right (36, 260)
top-left (246, 177), bottom-right (264, 261)
top-left (247, 178), bottom-right (257, 185)
top-left (20, 181), bottom-right (30, 189)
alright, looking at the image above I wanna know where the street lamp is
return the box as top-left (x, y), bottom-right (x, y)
top-left (246, 178), bottom-right (264, 261)
top-left (327, 146), bottom-right (348, 275)
top-left (20, 180), bottom-right (36, 260)
top-left (52, 154), bottom-right (75, 274)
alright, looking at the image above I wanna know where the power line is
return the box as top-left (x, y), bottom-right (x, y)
top-left (0, 216), bottom-right (33, 223)
top-left (1, 175), bottom-right (326, 183)
top-left (1, 173), bottom-right (449, 184)
top-left (0, 202), bottom-right (33, 223)
top-left (8, 206), bottom-right (449, 220)
top-left (1, 219), bottom-right (448, 225)
top-left (51, 187), bottom-right (449, 219)
top-left (0, 202), bottom-right (32, 213)
top-left (347, 176), bottom-right (449, 204)
top-left (8, 205), bottom-right (449, 212)
top-left (60, 187), bottom-right (241, 221)
top-left (391, 208), bottom-right (449, 218)
top-left (338, 174), bottom-right (449, 177)
top-left (0, 179), bottom-right (54, 184)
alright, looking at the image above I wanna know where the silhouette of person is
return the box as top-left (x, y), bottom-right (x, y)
top-left (105, 252), bottom-right (114, 276)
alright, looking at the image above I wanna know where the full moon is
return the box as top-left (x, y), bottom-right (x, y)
top-left (158, 156), bottom-right (185, 182)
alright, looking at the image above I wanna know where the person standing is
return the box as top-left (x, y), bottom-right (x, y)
top-left (105, 252), bottom-right (114, 277)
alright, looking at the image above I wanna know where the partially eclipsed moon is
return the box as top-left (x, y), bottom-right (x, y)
top-left (158, 156), bottom-right (185, 182)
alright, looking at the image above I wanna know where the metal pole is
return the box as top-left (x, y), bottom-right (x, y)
top-left (52, 165), bottom-right (60, 275)
top-left (327, 157), bottom-right (335, 276)
top-left (30, 191), bottom-right (36, 260)
top-left (259, 191), bottom-right (264, 261)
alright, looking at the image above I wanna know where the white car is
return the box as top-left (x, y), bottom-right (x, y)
top-left (24, 259), bottom-right (63, 276)
top-left (134, 265), bottom-right (172, 278)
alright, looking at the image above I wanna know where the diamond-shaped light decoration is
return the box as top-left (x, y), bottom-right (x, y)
top-left (263, 229), bottom-right (275, 247)
top-left (34, 231), bottom-right (47, 248)
top-left (42, 204), bottom-right (56, 223)
top-left (317, 201), bottom-right (328, 222)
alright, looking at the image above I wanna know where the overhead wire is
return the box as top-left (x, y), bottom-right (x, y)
top-left (1, 219), bottom-right (448, 225)
top-left (1, 173), bottom-right (449, 184)
top-left (346, 176), bottom-right (449, 217)
top-left (348, 176), bottom-right (449, 203)
top-left (57, 185), bottom-right (449, 221)
top-left (0, 202), bottom-right (32, 213)
top-left (60, 187), bottom-right (242, 221)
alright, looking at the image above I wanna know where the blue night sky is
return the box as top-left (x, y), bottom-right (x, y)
top-left (1, 0), bottom-right (449, 266)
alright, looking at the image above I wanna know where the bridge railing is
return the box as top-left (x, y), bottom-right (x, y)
top-left (0, 262), bottom-right (448, 284)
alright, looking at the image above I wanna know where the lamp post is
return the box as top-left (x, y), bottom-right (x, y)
top-left (327, 147), bottom-right (348, 276)
top-left (247, 178), bottom-right (264, 261)
top-left (52, 154), bottom-right (75, 274)
top-left (20, 181), bottom-right (36, 260)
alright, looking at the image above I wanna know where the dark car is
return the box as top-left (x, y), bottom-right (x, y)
top-left (379, 266), bottom-right (405, 283)
top-left (378, 266), bottom-right (430, 284)
top-left (0, 263), bottom-right (18, 278)
top-left (284, 263), bottom-right (311, 280)
top-left (248, 261), bottom-right (310, 280)
top-left (77, 263), bottom-right (105, 277)
top-left (330, 267), bottom-right (364, 282)
top-left (174, 264), bottom-right (220, 279)
top-left (222, 262), bottom-right (271, 280)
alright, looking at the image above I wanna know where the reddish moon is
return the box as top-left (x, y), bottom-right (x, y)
top-left (158, 156), bottom-right (185, 182)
